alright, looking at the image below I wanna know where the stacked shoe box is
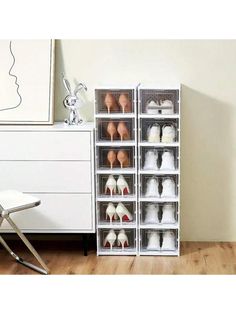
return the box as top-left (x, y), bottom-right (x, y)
top-left (138, 87), bottom-right (180, 256)
top-left (95, 88), bottom-right (138, 255)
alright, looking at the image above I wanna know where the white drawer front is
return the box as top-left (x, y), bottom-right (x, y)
top-left (0, 161), bottom-right (91, 193)
top-left (0, 131), bottom-right (91, 161)
top-left (0, 194), bottom-right (94, 231)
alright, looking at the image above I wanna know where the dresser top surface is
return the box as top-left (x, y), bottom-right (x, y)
top-left (0, 122), bottom-right (94, 132)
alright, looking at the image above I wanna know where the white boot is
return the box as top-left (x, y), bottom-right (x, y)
top-left (162, 230), bottom-right (176, 250)
top-left (161, 177), bottom-right (176, 198)
top-left (161, 203), bottom-right (176, 224)
top-left (145, 177), bottom-right (160, 197)
top-left (160, 150), bottom-right (175, 170)
top-left (161, 124), bottom-right (176, 143)
top-left (147, 231), bottom-right (160, 250)
top-left (144, 203), bottom-right (159, 224)
top-left (160, 99), bottom-right (174, 114)
top-left (146, 100), bottom-right (160, 114)
top-left (147, 124), bottom-right (160, 143)
top-left (143, 150), bottom-right (158, 170)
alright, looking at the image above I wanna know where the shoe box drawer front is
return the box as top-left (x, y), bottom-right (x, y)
top-left (0, 131), bottom-right (91, 161)
top-left (0, 194), bottom-right (94, 232)
top-left (0, 161), bottom-right (91, 193)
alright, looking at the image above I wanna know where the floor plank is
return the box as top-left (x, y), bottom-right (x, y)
top-left (0, 241), bottom-right (236, 275)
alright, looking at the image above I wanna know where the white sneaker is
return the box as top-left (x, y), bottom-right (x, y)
top-left (160, 150), bottom-right (175, 170)
top-left (147, 231), bottom-right (160, 250)
top-left (147, 124), bottom-right (160, 143)
top-left (161, 124), bottom-right (176, 143)
top-left (161, 177), bottom-right (176, 198)
top-left (145, 177), bottom-right (160, 197)
top-left (161, 203), bottom-right (176, 224)
top-left (143, 150), bottom-right (158, 170)
top-left (162, 230), bottom-right (176, 250)
top-left (146, 100), bottom-right (159, 114)
top-left (144, 203), bottom-right (159, 224)
top-left (160, 99), bottom-right (174, 114)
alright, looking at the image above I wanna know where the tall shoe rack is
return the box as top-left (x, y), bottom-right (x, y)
top-left (95, 87), bottom-right (138, 255)
top-left (138, 86), bottom-right (181, 256)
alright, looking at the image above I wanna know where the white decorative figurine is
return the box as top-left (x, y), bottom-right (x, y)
top-left (62, 74), bottom-right (87, 125)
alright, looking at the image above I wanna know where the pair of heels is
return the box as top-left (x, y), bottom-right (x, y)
top-left (105, 175), bottom-right (130, 196)
top-left (143, 150), bottom-right (175, 171)
top-left (147, 124), bottom-right (176, 143)
top-left (144, 203), bottom-right (176, 224)
top-left (107, 121), bottom-right (130, 141)
top-left (107, 150), bottom-right (129, 169)
top-left (106, 202), bottom-right (133, 223)
top-left (147, 230), bottom-right (176, 251)
top-left (104, 93), bottom-right (132, 113)
top-left (103, 229), bottom-right (129, 250)
top-left (146, 99), bottom-right (174, 115)
top-left (145, 177), bottom-right (176, 198)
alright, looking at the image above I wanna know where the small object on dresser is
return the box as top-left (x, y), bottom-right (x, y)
top-left (62, 74), bottom-right (87, 125)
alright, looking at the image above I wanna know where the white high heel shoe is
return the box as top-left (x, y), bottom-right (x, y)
top-left (116, 203), bottom-right (133, 223)
top-left (160, 99), bottom-right (174, 114)
top-left (144, 203), bottom-right (159, 224)
top-left (105, 175), bottom-right (117, 196)
top-left (143, 150), bottom-right (158, 170)
top-left (160, 150), bottom-right (175, 170)
top-left (103, 229), bottom-right (116, 250)
top-left (161, 177), bottom-right (176, 198)
top-left (117, 175), bottom-right (130, 196)
top-left (162, 230), bottom-right (176, 250)
top-left (147, 124), bottom-right (160, 143)
top-left (117, 229), bottom-right (129, 250)
top-left (105, 202), bottom-right (117, 223)
top-left (147, 231), bottom-right (160, 250)
top-left (146, 100), bottom-right (160, 114)
top-left (161, 203), bottom-right (176, 224)
top-left (145, 177), bottom-right (160, 197)
top-left (161, 124), bottom-right (176, 143)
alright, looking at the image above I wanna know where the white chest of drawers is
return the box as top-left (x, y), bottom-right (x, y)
top-left (0, 122), bottom-right (95, 233)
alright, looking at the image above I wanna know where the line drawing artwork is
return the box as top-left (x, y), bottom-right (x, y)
top-left (0, 40), bottom-right (22, 112)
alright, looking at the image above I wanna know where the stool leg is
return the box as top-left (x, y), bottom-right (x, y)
top-left (3, 216), bottom-right (49, 275)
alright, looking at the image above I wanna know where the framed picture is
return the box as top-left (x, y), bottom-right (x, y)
top-left (0, 39), bottom-right (55, 124)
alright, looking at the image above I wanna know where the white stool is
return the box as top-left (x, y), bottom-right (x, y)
top-left (0, 190), bottom-right (49, 274)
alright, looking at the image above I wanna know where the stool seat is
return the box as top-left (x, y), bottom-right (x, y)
top-left (0, 190), bottom-right (40, 213)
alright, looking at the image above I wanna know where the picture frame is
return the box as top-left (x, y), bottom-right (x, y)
top-left (0, 39), bottom-right (55, 124)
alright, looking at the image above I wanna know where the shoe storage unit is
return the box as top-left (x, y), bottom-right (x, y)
top-left (95, 87), bottom-right (138, 255)
top-left (138, 86), bottom-right (181, 256)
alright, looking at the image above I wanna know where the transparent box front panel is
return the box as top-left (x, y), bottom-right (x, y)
top-left (99, 228), bottom-right (136, 252)
top-left (140, 229), bottom-right (178, 251)
top-left (140, 118), bottom-right (179, 143)
top-left (140, 147), bottom-right (179, 171)
top-left (140, 174), bottom-right (179, 198)
top-left (95, 89), bottom-right (135, 114)
top-left (97, 147), bottom-right (135, 169)
top-left (96, 118), bottom-right (135, 142)
top-left (140, 89), bottom-right (179, 114)
top-left (97, 201), bottom-right (136, 225)
top-left (97, 174), bottom-right (136, 196)
top-left (140, 202), bottom-right (178, 225)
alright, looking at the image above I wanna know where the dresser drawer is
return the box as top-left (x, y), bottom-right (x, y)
top-left (0, 131), bottom-right (91, 160)
top-left (0, 193), bottom-right (94, 232)
top-left (0, 161), bottom-right (91, 193)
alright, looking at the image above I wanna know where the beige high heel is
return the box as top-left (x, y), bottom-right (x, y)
top-left (117, 150), bottom-right (130, 168)
top-left (107, 121), bottom-right (117, 141)
top-left (117, 121), bottom-right (130, 141)
top-left (118, 93), bottom-right (132, 113)
top-left (107, 150), bottom-right (117, 169)
top-left (104, 93), bottom-right (118, 113)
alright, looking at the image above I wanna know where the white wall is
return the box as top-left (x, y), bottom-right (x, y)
top-left (54, 40), bottom-right (236, 241)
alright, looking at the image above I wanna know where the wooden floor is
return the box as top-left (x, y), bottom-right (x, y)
top-left (0, 241), bottom-right (236, 274)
